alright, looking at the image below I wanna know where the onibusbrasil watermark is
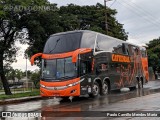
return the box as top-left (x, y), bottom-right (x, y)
top-left (3, 5), bottom-right (57, 12)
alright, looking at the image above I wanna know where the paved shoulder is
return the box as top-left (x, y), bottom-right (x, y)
top-left (0, 96), bottom-right (42, 105)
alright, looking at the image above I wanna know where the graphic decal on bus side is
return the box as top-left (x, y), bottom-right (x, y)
top-left (114, 52), bottom-right (142, 88)
top-left (115, 64), bottom-right (132, 87)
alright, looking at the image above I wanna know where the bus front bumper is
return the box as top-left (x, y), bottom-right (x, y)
top-left (40, 78), bottom-right (82, 97)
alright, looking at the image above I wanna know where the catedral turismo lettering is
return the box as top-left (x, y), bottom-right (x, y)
top-left (112, 54), bottom-right (131, 62)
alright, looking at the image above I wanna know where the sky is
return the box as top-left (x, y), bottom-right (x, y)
top-left (11, 0), bottom-right (160, 71)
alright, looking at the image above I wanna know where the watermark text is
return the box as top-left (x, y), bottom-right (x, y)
top-left (3, 5), bottom-right (57, 12)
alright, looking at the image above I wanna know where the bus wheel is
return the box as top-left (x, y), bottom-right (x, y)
top-left (129, 86), bottom-right (136, 91)
top-left (61, 97), bottom-right (69, 101)
top-left (138, 80), bottom-right (143, 89)
top-left (89, 81), bottom-right (100, 98)
top-left (101, 81), bottom-right (109, 95)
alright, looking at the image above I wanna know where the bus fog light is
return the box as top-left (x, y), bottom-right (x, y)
top-left (70, 89), bottom-right (76, 94)
top-left (88, 78), bottom-right (91, 83)
top-left (88, 86), bottom-right (91, 93)
top-left (81, 87), bottom-right (87, 90)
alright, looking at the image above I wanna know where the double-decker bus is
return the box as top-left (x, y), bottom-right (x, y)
top-left (30, 30), bottom-right (149, 98)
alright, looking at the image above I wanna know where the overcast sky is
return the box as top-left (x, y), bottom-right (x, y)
top-left (12, 0), bottom-right (160, 71)
top-left (49, 0), bottom-right (160, 45)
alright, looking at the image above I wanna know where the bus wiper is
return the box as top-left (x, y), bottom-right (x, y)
top-left (49, 38), bottom-right (60, 53)
top-left (60, 76), bottom-right (72, 79)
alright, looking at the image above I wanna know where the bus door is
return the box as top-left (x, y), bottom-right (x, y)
top-left (78, 54), bottom-right (92, 95)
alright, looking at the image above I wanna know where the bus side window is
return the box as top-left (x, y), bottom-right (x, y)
top-left (128, 45), bottom-right (133, 55)
top-left (122, 43), bottom-right (127, 55)
top-left (134, 47), bottom-right (139, 55)
top-left (141, 50), bottom-right (147, 57)
top-left (126, 49), bottom-right (129, 55)
top-left (80, 61), bottom-right (91, 75)
top-left (128, 45), bottom-right (139, 55)
top-left (112, 43), bottom-right (128, 55)
top-left (145, 51), bottom-right (147, 57)
top-left (122, 43), bottom-right (130, 55)
top-left (80, 62), bottom-right (86, 75)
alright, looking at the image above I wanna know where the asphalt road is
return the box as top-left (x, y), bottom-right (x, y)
top-left (1, 80), bottom-right (160, 120)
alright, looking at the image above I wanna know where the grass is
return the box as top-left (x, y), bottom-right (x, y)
top-left (0, 89), bottom-right (40, 100)
top-left (0, 88), bottom-right (34, 92)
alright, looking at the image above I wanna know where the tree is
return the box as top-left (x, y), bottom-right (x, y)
top-left (23, 7), bottom-right (62, 66)
top-left (59, 3), bottom-right (128, 40)
top-left (0, 2), bottom-right (128, 95)
top-left (30, 70), bottom-right (40, 88)
top-left (14, 69), bottom-right (23, 81)
top-left (0, 0), bottom-right (49, 95)
top-left (147, 37), bottom-right (160, 75)
top-left (25, 3), bottom-right (128, 63)
top-left (5, 68), bottom-right (23, 81)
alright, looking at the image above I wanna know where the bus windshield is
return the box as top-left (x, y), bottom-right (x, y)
top-left (43, 32), bottom-right (82, 54)
top-left (42, 57), bottom-right (77, 81)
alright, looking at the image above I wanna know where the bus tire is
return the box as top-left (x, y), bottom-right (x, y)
top-left (129, 86), bottom-right (136, 91)
top-left (101, 81), bottom-right (109, 95)
top-left (89, 81), bottom-right (100, 98)
top-left (61, 97), bottom-right (69, 101)
top-left (138, 79), bottom-right (143, 89)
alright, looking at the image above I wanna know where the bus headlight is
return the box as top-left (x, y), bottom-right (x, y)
top-left (67, 78), bottom-right (85, 87)
top-left (67, 81), bottom-right (79, 87)
top-left (40, 84), bottom-right (46, 88)
top-left (68, 84), bottom-right (73, 87)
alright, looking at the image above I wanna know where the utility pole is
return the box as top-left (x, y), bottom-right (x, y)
top-left (25, 54), bottom-right (28, 90)
top-left (26, 55), bottom-right (27, 80)
top-left (104, 0), bottom-right (112, 35)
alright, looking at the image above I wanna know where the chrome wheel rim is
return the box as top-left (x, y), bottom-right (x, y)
top-left (93, 84), bottom-right (99, 96)
top-left (139, 80), bottom-right (142, 88)
top-left (103, 83), bottom-right (108, 94)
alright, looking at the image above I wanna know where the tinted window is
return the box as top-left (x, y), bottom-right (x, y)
top-left (141, 49), bottom-right (147, 57)
top-left (80, 60), bottom-right (92, 76)
top-left (43, 33), bottom-right (82, 54)
top-left (65, 57), bottom-right (77, 77)
top-left (42, 59), bottom-right (56, 79)
top-left (42, 57), bottom-right (77, 81)
top-left (128, 45), bottom-right (140, 55)
top-left (81, 32), bottom-right (96, 49)
top-left (96, 34), bottom-right (126, 54)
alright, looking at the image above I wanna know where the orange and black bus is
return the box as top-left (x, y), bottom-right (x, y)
top-left (30, 30), bottom-right (149, 98)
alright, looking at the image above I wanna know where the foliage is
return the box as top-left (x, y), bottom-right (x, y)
top-left (5, 68), bottom-right (24, 81)
top-left (0, 89), bottom-right (39, 100)
top-left (58, 3), bottom-right (128, 40)
top-left (0, 1), bottom-right (128, 95)
top-left (0, 0), bottom-right (49, 95)
top-left (146, 37), bottom-right (160, 73)
top-left (23, 8), bottom-right (63, 66)
top-left (30, 70), bottom-right (40, 88)
top-left (5, 67), bottom-right (39, 83)
top-left (25, 3), bottom-right (128, 65)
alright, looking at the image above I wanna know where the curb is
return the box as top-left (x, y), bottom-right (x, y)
top-left (0, 96), bottom-right (45, 105)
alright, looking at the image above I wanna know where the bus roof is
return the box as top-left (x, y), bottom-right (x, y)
top-left (44, 30), bottom-right (141, 54)
top-left (50, 30), bottom-right (140, 46)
